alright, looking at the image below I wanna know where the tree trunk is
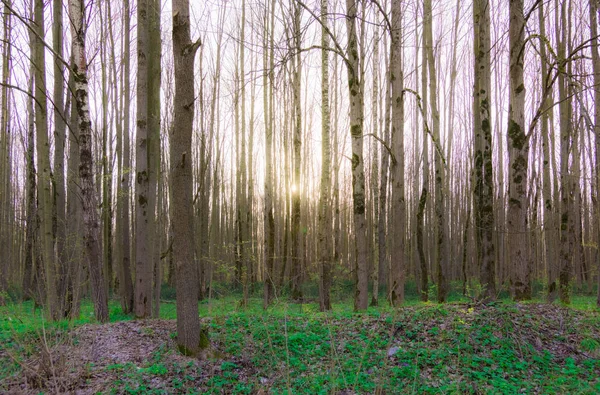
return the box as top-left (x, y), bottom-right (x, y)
top-left (69, 0), bottom-right (109, 323)
top-left (557, 0), bottom-right (573, 304)
top-left (389, 0), bottom-right (405, 306)
top-left (291, 1), bottom-right (303, 301)
top-left (473, 0), bottom-right (496, 300)
top-left (318, 0), bottom-right (332, 312)
top-left (424, 0), bottom-right (447, 303)
top-left (119, 0), bottom-right (134, 314)
top-left (507, 0), bottom-right (530, 300)
top-left (51, 0), bottom-right (68, 315)
top-left (370, 19), bottom-right (380, 307)
top-left (539, 1), bottom-right (558, 302)
top-left (0, 0), bottom-right (11, 297)
top-left (135, 0), bottom-right (152, 319)
top-left (345, 0), bottom-right (369, 311)
top-left (34, 0), bottom-right (60, 320)
top-left (590, 0), bottom-right (600, 307)
top-left (263, 0), bottom-right (276, 309)
top-left (148, 0), bottom-right (162, 317)
top-left (171, 0), bottom-right (201, 355)
top-left (417, 11), bottom-right (429, 302)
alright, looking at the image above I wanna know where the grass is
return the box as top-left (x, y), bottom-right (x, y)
top-left (1, 283), bottom-right (600, 393)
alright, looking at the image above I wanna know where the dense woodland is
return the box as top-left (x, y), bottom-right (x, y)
top-left (0, 0), bottom-right (600, 357)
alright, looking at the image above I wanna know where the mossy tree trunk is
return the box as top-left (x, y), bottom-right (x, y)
top-left (473, 0), bottom-right (496, 301)
top-left (507, 0), bottom-right (530, 300)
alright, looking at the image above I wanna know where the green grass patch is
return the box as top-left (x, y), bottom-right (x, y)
top-left (1, 292), bottom-right (600, 394)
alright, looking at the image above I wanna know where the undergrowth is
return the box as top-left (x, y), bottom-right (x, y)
top-left (1, 283), bottom-right (600, 394)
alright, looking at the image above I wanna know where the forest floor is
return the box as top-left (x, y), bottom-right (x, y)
top-left (1, 295), bottom-right (600, 394)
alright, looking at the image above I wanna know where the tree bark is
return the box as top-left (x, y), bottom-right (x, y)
top-left (473, 0), bottom-right (496, 300)
top-left (148, 0), bottom-right (162, 317)
top-left (345, 0), bottom-right (369, 311)
top-left (390, 0), bottom-right (405, 306)
top-left (171, 0), bottom-right (201, 355)
top-left (0, 0), bottom-right (11, 296)
top-left (291, 1), bottom-right (303, 301)
top-left (34, 0), bottom-right (60, 320)
top-left (590, 0), bottom-right (600, 307)
top-left (69, 0), bottom-right (109, 323)
top-left (263, 0), bottom-right (276, 309)
top-left (507, 0), bottom-right (530, 300)
top-left (135, 0), bottom-right (152, 319)
top-left (318, 0), bottom-right (332, 312)
top-left (557, 0), bottom-right (573, 304)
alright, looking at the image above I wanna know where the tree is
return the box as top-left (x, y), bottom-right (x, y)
top-left (590, 0), bottom-right (600, 307)
top-left (473, 0), bottom-right (496, 300)
top-left (557, 0), bottom-right (574, 304)
top-left (424, 0), bottom-right (448, 303)
top-left (118, 0), bottom-right (134, 314)
top-left (416, 2), bottom-right (429, 302)
top-left (507, 0), bottom-right (530, 300)
top-left (34, 0), bottom-right (60, 319)
top-left (148, 0), bottom-right (162, 317)
top-left (318, 0), bottom-right (332, 311)
top-left (69, 0), bottom-right (109, 322)
top-left (0, 0), bottom-right (11, 299)
top-left (263, 0), bottom-right (276, 309)
top-left (135, 0), bottom-right (152, 319)
top-left (52, 0), bottom-right (68, 315)
top-left (390, 0), bottom-right (405, 306)
top-left (291, 0), bottom-right (303, 301)
top-left (171, 0), bottom-right (202, 355)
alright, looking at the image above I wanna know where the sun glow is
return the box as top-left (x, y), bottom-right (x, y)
top-left (291, 184), bottom-right (299, 194)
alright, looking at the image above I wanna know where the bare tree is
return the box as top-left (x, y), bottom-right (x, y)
top-left (318, 0), bottom-right (332, 311)
top-left (507, 0), bottom-right (530, 300)
top-left (118, 0), bottom-right (134, 314)
top-left (390, 0), bottom-right (405, 306)
top-left (263, 0), bottom-right (276, 309)
top-left (69, 0), bottom-right (109, 322)
top-left (34, 0), bottom-right (60, 319)
top-left (171, 0), bottom-right (202, 355)
top-left (591, 0), bottom-right (600, 307)
top-left (473, 0), bottom-right (496, 300)
top-left (135, 0), bottom-right (152, 318)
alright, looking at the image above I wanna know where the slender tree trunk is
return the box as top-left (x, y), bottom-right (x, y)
top-left (135, 0), bottom-right (152, 318)
top-left (148, 0), bottom-right (162, 317)
top-left (424, 0), bottom-right (447, 302)
top-left (558, 0), bottom-right (573, 304)
top-left (0, 0), bottom-right (11, 298)
top-left (34, 0), bottom-right (60, 320)
top-left (417, 14), bottom-right (429, 302)
top-left (66, 62), bottom-right (83, 319)
top-left (473, 0), bottom-right (496, 300)
top-left (23, 65), bottom-right (36, 302)
top-left (590, 0), bottom-right (600, 307)
top-left (344, 0), bottom-right (369, 311)
top-left (171, 0), bottom-right (201, 355)
top-left (389, 0), bottom-right (405, 306)
top-left (119, 0), bottom-right (134, 314)
top-left (97, 1), bottom-right (112, 295)
top-left (291, 1), bottom-right (303, 301)
top-left (51, 0), bottom-right (68, 315)
top-left (263, 0), bottom-right (276, 309)
top-left (318, 0), bottom-right (332, 311)
top-left (507, 0), bottom-right (530, 300)
top-left (69, 0), bottom-right (109, 322)
top-left (370, 19), bottom-right (380, 307)
top-left (379, 42), bottom-right (391, 300)
top-left (539, 1), bottom-right (558, 302)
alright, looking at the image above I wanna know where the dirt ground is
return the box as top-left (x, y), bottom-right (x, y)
top-left (5, 319), bottom-right (255, 394)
